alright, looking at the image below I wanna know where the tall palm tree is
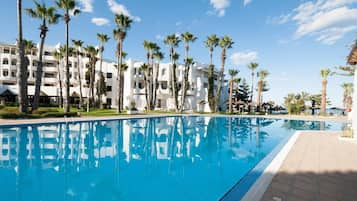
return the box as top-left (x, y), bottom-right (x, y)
top-left (17, 0), bottom-right (28, 113)
top-left (152, 51), bottom-right (164, 108)
top-left (26, 1), bottom-right (60, 111)
top-left (341, 82), bottom-right (353, 112)
top-left (205, 34), bottom-right (219, 112)
top-left (113, 14), bottom-right (133, 113)
top-left (52, 50), bottom-right (64, 108)
top-left (228, 69), bottom-right (239, 113)
top-left (320, 68), bottom-right (331, 115)
top-left (142, 41), bottom-right (159, 110)
top-left (97, 33), bottom-right (110, 109)
top-left (84, 45), bottom-right (98, 112)
top-left (247, 62), bottom-right (259, 103)
top-left (71, 39), bottom-right (84, 109)
top-left (256, 70), bottom-right (269, 111)
top-left (164, 34), bottom-right (181, 112)
top-left (56, 0), bottom-right (80, 113)
top-left (215, 35), bottom-right (234, 112)
top-left (180, 32), bottom-right (197, 112)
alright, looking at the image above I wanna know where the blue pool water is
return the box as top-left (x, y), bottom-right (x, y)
top-left (0, 116), bottom-right (345, 201)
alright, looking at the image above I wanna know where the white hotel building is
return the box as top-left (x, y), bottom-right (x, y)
top-left (0, 42), bottom-right (228, 112)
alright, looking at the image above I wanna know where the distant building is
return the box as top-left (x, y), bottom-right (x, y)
top-left (0, 42), bottom-right (228, 112)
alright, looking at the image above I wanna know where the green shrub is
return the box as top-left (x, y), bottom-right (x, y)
top-left (41, 112), bottom-right (78, 118)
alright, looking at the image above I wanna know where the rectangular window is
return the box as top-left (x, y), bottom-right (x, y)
top-left (106, 86), bottom-right (112, 92)
top-left (11, 71), bottom-right (16, 77)
top-left (161, 81), bottom-right (168, 90)
top-left (204, 83), bottom-right (208, 88)
top-left (107, 73), bottom-right (112, 78)
top-left (3, 48), bottom-right (10, 54)
top-left (3, 69), bottom-right (9, 77)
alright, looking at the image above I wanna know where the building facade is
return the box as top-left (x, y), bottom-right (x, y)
top-left (0, 42), bottom-right (228, 112)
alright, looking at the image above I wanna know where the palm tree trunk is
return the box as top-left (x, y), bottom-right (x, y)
top-left (98, 51), bottom-right (103, 109)
top-left (170, 48), bottom-right (178, 112)
top-left (229, 79), bottom-right (233, 113)
top-left (251, 72), bottom-right (254, 102)
top-left (321, 80), bottom-right (327, 115)
top-left (17, 0), bottom-right (28, 113)
top-left (215, 49), bottom-right (226, 112)
top-left (256, 80), bottom-right (262, 112)
top-left (180, 46), bottom-right (189, 113)
top-left (116, 41), bottom-right (122, 113)
top-left (77, 51), bottom-right (83, 109)
top-left (32, 27), bottom-right (46, 111)
top-left (150, 57), bottom-right (155, 110)
top-left (153, 62), bottom-right (159, 109)
top-left (64, 16), bottom-right (70, 113)
top-left (208, 50), bottom-right (215, 112)
top-left (57, 61), bottom-right (63, 108)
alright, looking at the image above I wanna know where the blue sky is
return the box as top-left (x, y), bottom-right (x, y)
top-left (1, 0), bottom-right (356, 107)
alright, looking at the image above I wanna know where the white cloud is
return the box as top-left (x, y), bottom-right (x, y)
top-left (107, 0), bottom-right (141, 22)
top-left (244, 0), bottom-right (252, 6)
top-left (175, 21), bottom-right (182, 26)
top-left (210, 0), bottom-right (230, 17)
top-left (230, 51), bottom-right (258, 66)
top-left (79, 0), bottom-right (93, 13)
top-left (91, 17), bottom-right (110, 26)
top-left (272, 0), bottom-right (357, 45)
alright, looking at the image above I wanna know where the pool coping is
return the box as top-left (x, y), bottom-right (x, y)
top-left (239, 131), bottom-right (301, 201)
top-left (0, 114), bottom-right (348, 127)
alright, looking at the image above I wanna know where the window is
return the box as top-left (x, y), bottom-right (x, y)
top-left (44, 73), bottom-right (55, 78)
top-left (44, 51), bottom-right (51, 56)
top-left (133, 68), bottom-right (137, 75)
top-left (204, 82), bottom-right (208, 88)
top-left (3, 48), bottom-right (10, 54)
top-left (161, 69), bottom-right (166, 76)
top-left (10, 49), bottom-right (16, 55)
top-left (106, 98), bottom-right (112, 106)
top-left (11, 71), bottom-right (16, 77)
top-left (106, 86), bottom-right (112, 92)
top-left (161, 81), bottom-right (167, 90)
top-left (138, 81), bottom-right (144, 89)
top-left (107, 73), bottom-right (112, 78)
top-left (133, 81), bottom-right (137, 89)
top-left (3, 69), bottom-right (9, 77)
top-left (11, 59), bottom-right (17, 66)
top-left (33, 72), bottom-right (36, 78)
top-left (33, 60), bottom-right (38, 66)
top-left (2, 58), bottom-right (9, 65)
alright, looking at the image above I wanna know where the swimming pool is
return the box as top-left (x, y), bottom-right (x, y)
top-left (0, 116), bottom-right (345, 201)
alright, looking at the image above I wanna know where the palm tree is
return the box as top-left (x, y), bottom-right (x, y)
top-left (228, 69), bottom-right (239, 113)
top-left (84, 45), bottom-right (98, 112)
top-left (113, 14), bottom-right (133, 113)
top-left (215, 35), bottom-right (234, 112)
top-left (71, 39), bottom-right (84, 109)
top-left (247, 62), bottom-right (259, 103)
top-left (142, 41), bottom-right (159, 110)
top-left (320, 68), bottom-right (331, 115)
top-left (52, 50), bottom-right (64, 108)
top-left (205, 34), bottom-right (219, 112)
top-left (341, 82), bottom-right (354, 112)
top-left (55, 0), bottom-right (80, 113)
top-left (152, 51), bottom-right (164, 108)
top-left (164, 34), bottom-right (181, 111)
top-left (180, 32), bottom-right (197, 112)
top-left (26, 1), bottom-right (60, 111)
top-left (97, 33), bottom-right (110, 109)
top-left (17, 0), bottom-right (28, 113)
top-left (256, 70), bottom-right (269, 111)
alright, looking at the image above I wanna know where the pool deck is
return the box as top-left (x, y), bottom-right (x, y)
top-left (260, 132), bottom-right (357, 201)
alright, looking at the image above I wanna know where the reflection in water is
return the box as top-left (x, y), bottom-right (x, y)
top-left (0, 117), bottom-right (340, 201)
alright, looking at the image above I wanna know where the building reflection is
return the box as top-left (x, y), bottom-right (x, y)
top-left (0, 116), bottom-right (279, 201)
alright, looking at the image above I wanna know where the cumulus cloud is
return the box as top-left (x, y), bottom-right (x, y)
top-left (79, 0), bottom-right (93, 13)
top-left (91, 17), bottom-right (110, 26)
top-left (271, 0), bottom-right (357, 45)
top-left (155, 34), bottom-right (164, 41)
top-left (230, 51), bottom-right (258, 66)
top-left (107, 0), bottom-right (141, 22)
top-left (210, 0), bottom-right (230, 17)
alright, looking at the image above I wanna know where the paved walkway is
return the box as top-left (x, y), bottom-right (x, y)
top-left (261, 132), bottom-right (357, 201)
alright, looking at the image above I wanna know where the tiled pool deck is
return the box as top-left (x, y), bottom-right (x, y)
top-left (260, 132), bottom-right (357, 201)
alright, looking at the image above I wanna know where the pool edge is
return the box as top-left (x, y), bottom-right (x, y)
top-left (240, 131), bottom-right (300, 201)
